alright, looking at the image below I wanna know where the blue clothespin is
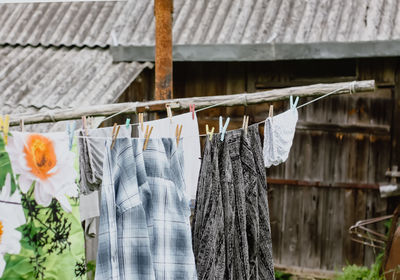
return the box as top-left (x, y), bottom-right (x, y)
top-left (67, 121), bottom-right (76, 150)
top-left (290, 95), bottom-right (299, 109)
top-left (220, 117), bottom-right (230, 141)
top-left (125, 118), bottom-right (131, 128)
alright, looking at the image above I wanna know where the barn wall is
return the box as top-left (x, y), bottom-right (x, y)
top-left (114, 58), bottom-right (399, 272)
top-left (173, 58), bottom-right (396, 271)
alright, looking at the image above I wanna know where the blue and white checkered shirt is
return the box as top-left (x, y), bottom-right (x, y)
top-left (96, 138), bottom-right (197, 280)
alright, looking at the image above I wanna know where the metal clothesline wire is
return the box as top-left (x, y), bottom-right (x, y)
top-left (0, 84), bottom-right (355, 205)
top-left (72, 84), bottom-right (351, 140)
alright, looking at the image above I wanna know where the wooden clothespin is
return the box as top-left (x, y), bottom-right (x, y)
top-left (143, 125), bottom-right (153, 151)
top-left (189, 104), bottom-right (195, 120)
top-left (269, 105), bottom-right (274, 118)
top-left (20, 119), bottom-right (25, 132)
top-left (175, 124), bottom-right (183, 146)
top-left (166, 104), bottom-right (173, 123)
top-left (206, 124), bottom-right (215, 141)
top-left (3, 115), bottom-right (9, 145)
top-left (0, 116), bottom-right (3, 132)
top-left (110, 123), bottom-right (120, 150)
top-left (138, 113), bottom-right (144, 132)
top-left (82, 116), bottom-right (88, 136)
top-left (242, 115), bottom-right (249, 136)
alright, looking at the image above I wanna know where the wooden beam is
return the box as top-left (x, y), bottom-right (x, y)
top-left (154, 0), bottom-right (173, 100)
top-left (268, 178), bottom-right (380, 190)
top-left (274, 264), bottom-right (337, 279)
top-left (8, 80), bottom-right (375, 126)
top-left (296, 121), bottom-right (390, 135)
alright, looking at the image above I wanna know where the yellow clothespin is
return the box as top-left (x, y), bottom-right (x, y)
top-left (0, 115), bottom-right (3, 132)
top-left (138, 113), bottom-right (144, 132)
top-left (269, 105), bottom-right (274, 118)
top-left (175, 124), bottom-right (183, 146)
top-left (165, 104), bottom-right (173, 123)
top-left (3, 115), bottom-right (9, 145)
top-left (143, 125), bottom-right (153, 151)
top-left (110, 123), bottom-right (120, 150)
top-left (206, 124), bottom-right (215, 141)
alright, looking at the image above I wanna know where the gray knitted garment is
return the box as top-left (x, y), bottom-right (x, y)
top-left (192, 124), bottom-right (275, 280)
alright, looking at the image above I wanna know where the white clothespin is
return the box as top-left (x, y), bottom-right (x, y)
top-left (166, 104), bottom-right (173, 123)
top-left (220, 117), bottom-right (230, 141)
top-left (20, 119), bottom-right (25, 132)
top-left (206, 124), bottom-right (215, 141)
top-left (290, 96), bottom-right (299, 109)
top-left (269, 105), bottom-right (274, 118)
top-left (67, 121), bottom-right (76, 151)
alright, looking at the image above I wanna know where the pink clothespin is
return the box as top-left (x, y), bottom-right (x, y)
top-left (189, 104), bottom-right (195, 120)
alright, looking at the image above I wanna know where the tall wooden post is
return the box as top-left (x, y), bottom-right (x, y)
top-left (154, 0), bottom-right (173, 100)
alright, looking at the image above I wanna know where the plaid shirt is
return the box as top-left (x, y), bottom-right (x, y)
top-left (96, 138), bottom-right (197, 280)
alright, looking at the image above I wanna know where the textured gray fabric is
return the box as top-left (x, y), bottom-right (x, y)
top-left (96, 137), bottom-right (197, 280)
top-left (78, 126), bottom-right (131, 194)
top-left (192, 124), bottom-right (275, 280)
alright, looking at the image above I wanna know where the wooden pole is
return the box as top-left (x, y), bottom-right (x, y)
top-left (154, 0), bottom-right (173, 100)
top-left (7, 80), bottom-right (375, 126)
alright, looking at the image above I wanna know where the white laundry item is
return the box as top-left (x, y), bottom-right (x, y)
top-left (138, 112), bottom-right (201, 201)
top-left (263, 100), bottom-right (298, 168)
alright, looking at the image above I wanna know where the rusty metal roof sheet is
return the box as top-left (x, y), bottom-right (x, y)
top-left (0, 0), bottom-right (398, 47)
top-left (0, 45), bottom-right (150, 113)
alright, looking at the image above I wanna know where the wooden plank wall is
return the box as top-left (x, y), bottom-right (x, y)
top-left (170, 58), bottom-right (395, 271)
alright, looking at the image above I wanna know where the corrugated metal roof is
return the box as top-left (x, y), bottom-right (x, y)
top-left (0, 0), bottom-right (398, 47)
top-left (0, 45), bottom-right (150, 113)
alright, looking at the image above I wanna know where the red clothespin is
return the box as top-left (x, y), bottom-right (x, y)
top-left (189, 104), bottom-right (195, 120)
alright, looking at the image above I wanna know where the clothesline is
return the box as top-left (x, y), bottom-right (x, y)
top-left (6, 80), bottom-right (375, 126)
top-left (68, 84), bottom-right (353, 140)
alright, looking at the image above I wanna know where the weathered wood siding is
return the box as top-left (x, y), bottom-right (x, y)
top-left (104, 58), bottom-right (399, 272)
top-left (172, 59), bottom-right (396, 271)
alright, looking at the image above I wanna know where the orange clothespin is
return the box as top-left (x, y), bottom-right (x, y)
top-left (110, 123), bottom-right (120, 150)
top-left (189, 104), bottom-right (195, 120)
top-left (143, 125), bottom-right (153, 151)
top-left (206, 124), bottom-right (215, 141)
top-left (138, 113), bottom-right (144, 132)
top-left (175, 124), bottom-right (183, 146)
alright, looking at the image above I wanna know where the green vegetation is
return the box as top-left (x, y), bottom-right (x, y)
top-left (335, 254), bottom-right (384, 280)
top-left (275, 270), bottom-right (293, 280)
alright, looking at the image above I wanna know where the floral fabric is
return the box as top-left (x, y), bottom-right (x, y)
top-left (0, 132), bottom-right (86, 280)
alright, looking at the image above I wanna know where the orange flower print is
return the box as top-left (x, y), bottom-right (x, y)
top-left (6, 132), bottom-right (78, 212)
top-left (24, 134), bottom-right (57, 180)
